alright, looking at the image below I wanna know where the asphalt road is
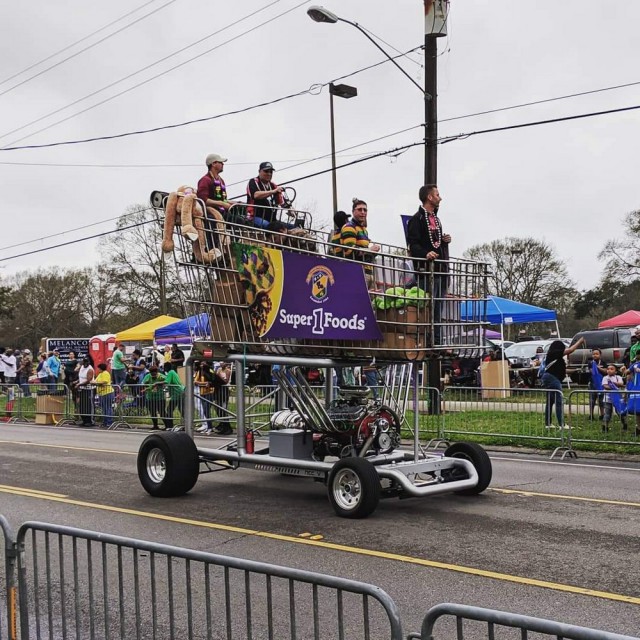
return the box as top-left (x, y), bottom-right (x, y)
top-left (1, 423), bottom-right (639, 637)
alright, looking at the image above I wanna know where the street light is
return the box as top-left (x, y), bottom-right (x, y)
top-left (307, 3), bottom-right (448, 183)
top-left (329, 82), bottom-right (357, 214)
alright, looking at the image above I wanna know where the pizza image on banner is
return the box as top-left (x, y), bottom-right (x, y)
top-left (232, 244), bottom-right (382, 340)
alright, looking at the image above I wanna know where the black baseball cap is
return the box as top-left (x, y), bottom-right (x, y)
top-left (259, 162), bottom-right (275, 172)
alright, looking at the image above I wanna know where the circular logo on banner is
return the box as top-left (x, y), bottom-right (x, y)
top-left (306, 265), bottom-right (335, 303)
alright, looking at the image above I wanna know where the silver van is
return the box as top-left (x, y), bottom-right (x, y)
top-left (568, 328), bottom-right (632, 368)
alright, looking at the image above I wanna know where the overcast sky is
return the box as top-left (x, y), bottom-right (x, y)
top-left (1, 0), bottom-right (639, 292)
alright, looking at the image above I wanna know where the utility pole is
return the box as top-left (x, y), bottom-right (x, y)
top-left (424, 36), bottom-right (438, 184)
top-left (423, 0), bottom-right (448, 184)
top-left (424, 1), bottom-right (449, 413)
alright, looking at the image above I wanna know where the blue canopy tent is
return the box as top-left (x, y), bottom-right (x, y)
top-left (460, 296), bottom-right (559, 388)
top-left (154, 313), bottom-right (211, 345)
top-left (461, 296), bottom-right (557, 326)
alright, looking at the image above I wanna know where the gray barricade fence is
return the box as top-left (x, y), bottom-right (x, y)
top-left (568, 389), bottom-right (640, 448)
top-left (1, 517), bottom-right (636, 640)
top-left (0, 385), bottom-right (21, 424)
top-left (0, 515), bottom-right (16, 640)
top-left (409, 602), bottom-right (638, 640)
top-left (14, 521), bottom-right (403, 640)
top-left (1, 383), bottom-right (72, 426)
top-left (441, 386), bottom-right (572, 458)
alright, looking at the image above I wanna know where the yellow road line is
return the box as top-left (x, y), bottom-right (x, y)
top-left (490, 487), bottom-right (640, 508)
top-left (0, 484), bottom-right (67, 498)
top-left (0, 486), bottom-right (638, 606)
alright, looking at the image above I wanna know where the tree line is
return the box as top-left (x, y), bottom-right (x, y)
top-left (1, 206), bottom-right (639, 350)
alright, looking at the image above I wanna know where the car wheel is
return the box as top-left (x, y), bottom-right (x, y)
top-left (138, 432), bottom-right (199, 497)
top-left (444, 442), bottom-right (492, 495)
top-left (327, 458), bottom-right (380, 518)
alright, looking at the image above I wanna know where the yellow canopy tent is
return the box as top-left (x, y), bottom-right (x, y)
top-left (115, 315), bottom-right (181, 343)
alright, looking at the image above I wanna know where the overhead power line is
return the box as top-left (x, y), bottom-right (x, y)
top-left (0, 212), bottom-right (157, 263)
top-left (439, 79), bottom-right (640, 124)
top-left (0, 0), bottom-right (309, 148)
top-left (0, 122), bottom-right (422, 253)
top-left (3, 99), bottom-right (640, 262)
top-left (0, 0), bottom-right (166, 87)
top-left (1, 69), bottom-right (636, 153)
top-left (0, 44), bottom-right (422, 151)
top-left (0, 140), bottom-right (424, 263)
top-left (439, 104), bottom-right (640, 144)
top-left (0, 0), bottom-right (181, 98)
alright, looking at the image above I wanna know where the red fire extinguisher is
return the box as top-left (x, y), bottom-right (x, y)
top-left (246, 429), bottom-right (254, 454)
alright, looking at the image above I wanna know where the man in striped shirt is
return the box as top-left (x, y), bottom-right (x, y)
top-left (339, 198), bottom-right (380, 288)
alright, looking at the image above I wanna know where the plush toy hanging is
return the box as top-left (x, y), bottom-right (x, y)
top-left (161, 186), bottom-right (223, 263)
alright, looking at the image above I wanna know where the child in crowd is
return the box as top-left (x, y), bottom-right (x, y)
top-left (601, 364), bottom-right (627, 433)
top-left (626, 351), bottom-right (640, 436)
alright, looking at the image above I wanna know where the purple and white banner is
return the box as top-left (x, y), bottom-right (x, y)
top-left (233, 244), bottom-right (382, 340)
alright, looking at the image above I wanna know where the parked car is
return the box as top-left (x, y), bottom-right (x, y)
top-left (567, 328), bottom-right (632, 370)
top-left (504, 340), bottom-right (554, 369)
top-left (487, 339), bottom-right (514, 351)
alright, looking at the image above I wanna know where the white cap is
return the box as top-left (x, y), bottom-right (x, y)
top-left (206, 153), bottom-right (227, 166)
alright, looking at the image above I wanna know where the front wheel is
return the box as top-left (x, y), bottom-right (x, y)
top-left (327, 458), bottom-right (380, 518)
top-left (137, 432), bottom-right (200, 497)
top-left (444, 442), bottom-right (492, 495)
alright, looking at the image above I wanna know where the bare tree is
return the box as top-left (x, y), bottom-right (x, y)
top-left (463, 237), bottom-right (577, 308)
top-left (101, 204), bottom-right (181, 320)
top-left (600, 209), bottom-right (640, 278)
top-left (79, 267), bottom-right (124, 334)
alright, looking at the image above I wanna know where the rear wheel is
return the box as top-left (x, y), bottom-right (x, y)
top-left (444, 442), bottom-right (492, 495)
top-left (138, 432), bottom-right (200, 497)
top-left (327, 458), bottom-right (380, 518)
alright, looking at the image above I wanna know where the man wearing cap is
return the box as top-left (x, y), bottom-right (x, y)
top-left (197, 154), bottom-right (237, 221)
top-left (246, 162), bottom-right (286, 228)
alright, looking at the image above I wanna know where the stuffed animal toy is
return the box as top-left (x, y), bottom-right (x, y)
top-left (161, 186), bottom-right (224, 263)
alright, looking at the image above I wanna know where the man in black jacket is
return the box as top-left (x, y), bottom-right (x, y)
top-left (406, 184), bottom-right (451, 344)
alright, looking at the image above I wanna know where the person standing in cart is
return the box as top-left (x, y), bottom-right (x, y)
top-left (340, 198), bottom-right (380, 289)
top-left (407, 185), bottom-right (451, 344)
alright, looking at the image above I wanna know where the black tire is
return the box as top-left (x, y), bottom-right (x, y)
top-left (137, 432), bottom-right (200, 497)
top-left (444, 442), bottom-right (492, 495)
top-left (327, 458), bottom-right (380, 518)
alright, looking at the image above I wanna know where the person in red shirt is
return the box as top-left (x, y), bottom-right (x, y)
top-left (197, 153), bottom-right (239, 250)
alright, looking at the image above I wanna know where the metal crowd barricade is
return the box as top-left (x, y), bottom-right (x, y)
top-left (0, 515), bottom-right (16, 640)
top-left (8, 383), bottom-right (73, 426)
top-left (410, 602), bottom-right (637, 640)
top-left (568, 389), bottom-right (640, 448)
top-left (441, 386), bottom-right (573, 458)
top-left (14, 521), bottom-right (403, 640)
top-left (0, 385), bottom-right (21, 424)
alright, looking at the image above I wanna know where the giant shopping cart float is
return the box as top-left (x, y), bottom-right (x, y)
top-left (137, 189), bottom-right (494, 518)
